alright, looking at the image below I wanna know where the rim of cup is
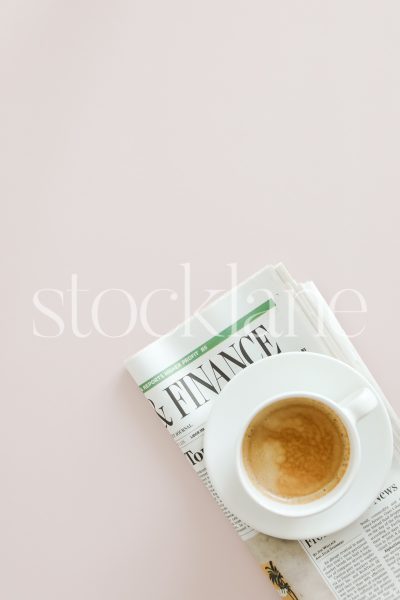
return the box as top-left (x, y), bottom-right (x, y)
top-left (236, 391), bottom-right (362, 518)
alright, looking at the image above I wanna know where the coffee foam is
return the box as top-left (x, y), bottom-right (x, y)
top-left (242, 397), bottom-right (351, 504)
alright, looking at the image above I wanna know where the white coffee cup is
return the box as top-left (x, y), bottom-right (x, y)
top-left (236, 388), bottom-right (378, 518)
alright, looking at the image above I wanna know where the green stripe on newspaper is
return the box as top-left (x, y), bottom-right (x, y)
top-left (139, 298), bottom-right (276, 392)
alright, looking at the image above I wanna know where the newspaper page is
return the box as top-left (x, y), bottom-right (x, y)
top-left (299, 461), bottom-right (400, 600)
top-left (125, 264), bottom-right (398, 600)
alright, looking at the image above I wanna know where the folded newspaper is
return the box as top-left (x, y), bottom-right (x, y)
top-left (125, 264), bottom-right (400, 599)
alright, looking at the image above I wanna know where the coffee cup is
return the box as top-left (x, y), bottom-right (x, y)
top-left (236, 388), bottom-right (378, 518)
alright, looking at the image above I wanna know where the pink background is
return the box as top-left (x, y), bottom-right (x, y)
top-left (2, 1), bottom-right (400, 598)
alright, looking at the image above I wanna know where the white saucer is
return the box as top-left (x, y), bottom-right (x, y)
top-left (204, 352), bottom-right (393, 539)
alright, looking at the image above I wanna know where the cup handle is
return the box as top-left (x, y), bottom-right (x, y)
top-left (341, 387), bottom-right (378, 423)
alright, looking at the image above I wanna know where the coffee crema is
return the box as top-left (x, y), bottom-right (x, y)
top-left (242, 397), bottom-right (351, 504)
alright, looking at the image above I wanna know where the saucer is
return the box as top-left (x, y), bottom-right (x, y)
top-left (204, 352), bottom-right (393, 539)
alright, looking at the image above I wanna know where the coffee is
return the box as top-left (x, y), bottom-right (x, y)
top-left (242, 397), bottom-right (350, 504)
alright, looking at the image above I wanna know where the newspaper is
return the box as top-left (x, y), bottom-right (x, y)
top-left (125, 264), bottom-right (400, 599)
